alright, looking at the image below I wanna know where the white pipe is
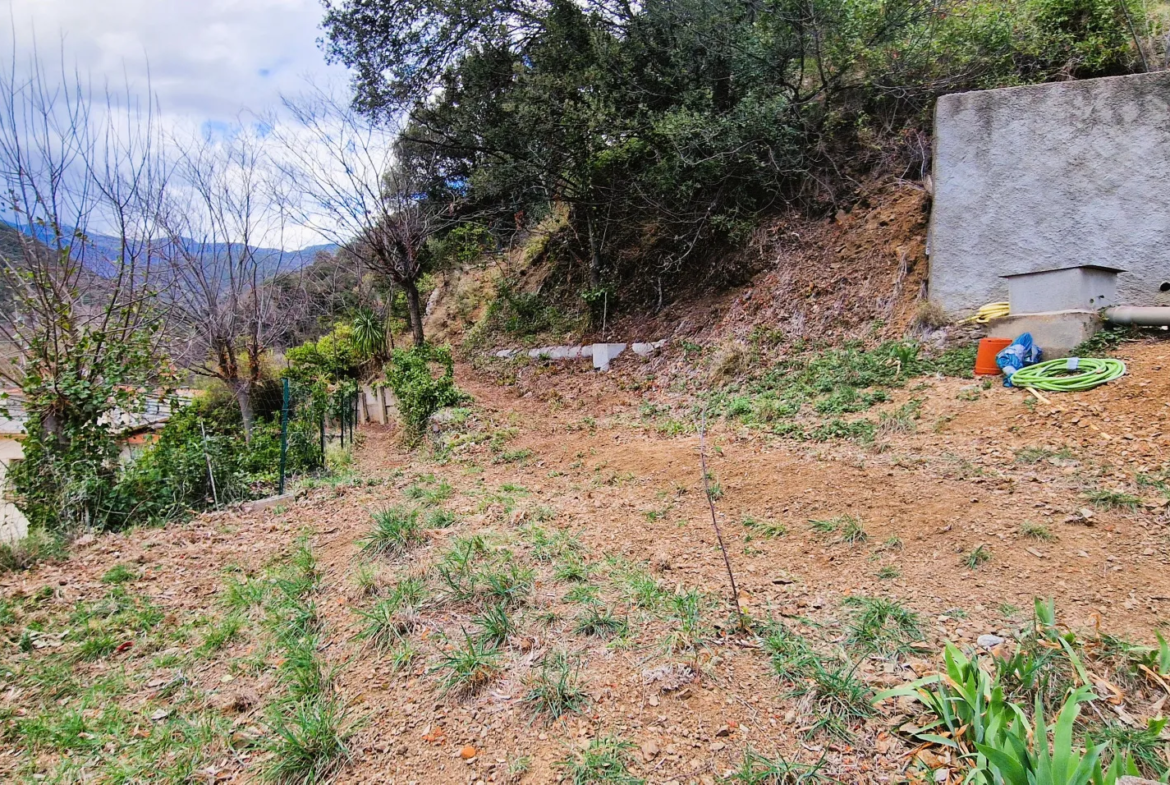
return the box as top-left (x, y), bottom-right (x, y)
top-left (1104, 306), bottom-right (1170, 326)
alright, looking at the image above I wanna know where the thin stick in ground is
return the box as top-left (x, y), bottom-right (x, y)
top-left (698, 410), bottom-right (746, 633)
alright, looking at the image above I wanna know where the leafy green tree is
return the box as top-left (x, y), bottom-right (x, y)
top-left (324, 0), bottom-right (1153, 308)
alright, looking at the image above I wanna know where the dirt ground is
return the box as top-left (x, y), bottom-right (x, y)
top-left (1, 338), bottom-right (1167, 783)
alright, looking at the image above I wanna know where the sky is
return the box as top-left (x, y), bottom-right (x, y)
top-left (3, 0), bottom-right (353, 249)
top-left (4, 0), bottom-right (345, 123)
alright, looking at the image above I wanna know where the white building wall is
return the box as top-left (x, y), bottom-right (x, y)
top-left (0, 438), bottom-right (29, 544)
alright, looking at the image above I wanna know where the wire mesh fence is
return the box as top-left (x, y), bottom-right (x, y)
top-left (178, 380), bottom-right (362, 511)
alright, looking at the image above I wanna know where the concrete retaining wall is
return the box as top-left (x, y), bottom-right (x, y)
top-left (930, 72), bottom-right (1170, 315)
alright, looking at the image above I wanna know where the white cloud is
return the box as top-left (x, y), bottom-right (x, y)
top-left (5, 0), bottom-right (345, 120)
top-left (3, 0), bottom-right (356, 249)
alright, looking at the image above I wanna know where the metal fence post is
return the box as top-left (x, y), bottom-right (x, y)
top-left (351, 391), bottom-right (358, 443)
top-left (278, 378), bottom-right (290, 495)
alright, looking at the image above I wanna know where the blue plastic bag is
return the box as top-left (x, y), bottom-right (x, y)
top-left (996, 332), bottom-right (1042, 387)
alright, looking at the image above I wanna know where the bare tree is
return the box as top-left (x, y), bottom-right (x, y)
top-left (160, 128), bottom-right (302, 439)
top-left (0, 41), bottom-right (174, 531)
top-left (273, 88), bottom-right (445, 346)
top-left (0, 43), bottom-right (170, 437)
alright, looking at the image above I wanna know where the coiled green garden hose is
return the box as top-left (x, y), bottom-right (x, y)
top-left (1009, 357), bottom-right (1126, 392)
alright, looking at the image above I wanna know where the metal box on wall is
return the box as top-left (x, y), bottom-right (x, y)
top-left (1002, 265), bottom-right (1123, 315)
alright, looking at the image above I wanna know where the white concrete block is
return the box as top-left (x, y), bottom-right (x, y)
top-left (631, 340), bottom-right (667, 357)
top-left (592, 343), bottom-right (628, 371)
top-left (987, 310), bottom-right (1102, 358)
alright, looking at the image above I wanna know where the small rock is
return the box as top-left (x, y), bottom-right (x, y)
top-left (640, 740), bottom-right (660, 760)
top-left (709, 741), bottom-right (726, 752)
top-left (977, 634), bottom-right (1005, 650)
top-left (460, 745), bottom-right (477, 760)
top-left (714, 725), bottom-right (731, 737)
top-left (934, 769), bottom-right (950, 783)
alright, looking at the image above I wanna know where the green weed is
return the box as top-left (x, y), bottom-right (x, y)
top-left (790, 661), bottom-right (873, 738)
top-left (555, 735), bottom-right (644, 785)
top-left (404, 476), bottom-right (454, 505)
top-left (839, 517), bottom-right (868, 545)
top-left (843, 597), bottom-right (922, 656)
top-left (1085, 489), bottom-right (1142, 510)
top-left (262, 696), bottom-right (353, 784)
top-left (765, 625), bottom-right (818, 682)
top-left (665, 590), bottom-right (711, 654)
top-left (965, 545), bottom-right (992, 569)
top-left (727, 748), bottom-right (827, 784)
top-left (100, 564), bottom-right (137, 584)
top-left (1019, 521), bottom-right (1055, 541)
top-left (434, 631), bottom-right (501, 696)
top-left (554, 555), bottom-right (593, 583)
top-left (425, 508), bottom-right (458, 529)
top-left (361, 507), bottom-right (425, 557)
top-left (475, 602), bottom-right (514, 646)
top-left (354, 598), bottom-right (414, 651)
top-left (742, 517), bottom-right (787, 538)
top-left (523, 651), bottom-right (588, 722)
top-left (198, 614), bottom-right (244, 655)
top-left (480, 563), bottom-right (534, 607)
top-left (573, 605), bottom-right (629, 639)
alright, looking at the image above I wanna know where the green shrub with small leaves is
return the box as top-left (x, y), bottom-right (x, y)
top-left (385, 344), bottom-right (468, 442)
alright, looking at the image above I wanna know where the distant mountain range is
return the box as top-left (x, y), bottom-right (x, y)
top-left (0, 220), bottom-right (337, 277)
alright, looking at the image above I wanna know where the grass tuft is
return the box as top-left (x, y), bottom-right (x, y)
top-left (838, 517), bottom-right (867, 545)
top-left (434, 630), bottom-right (501, 696)
top-left (523, 651), bottom-right (589, 722)
top-left (790, 661), bottom-right (873, 739)
top-left (573, 605), bottom-right (629, 640)
top-left (728, 747), bottom-right (827, 783)
top-left (843, 597), bottom-right (922, 656)
top-left (1019, 521), bottom-right (1055, 541)
top-left (101, 564), bottom-right (137, 584)
top-left (262, 696), bottom-right (352, 785)
top-left (354, 598), bottom-right (414, 651)
top-left (474, 602), bottom-right (515, 646)
top-left (555, 735), bottom-right (644, 784)
top-left (964, 544), bottom-right (992, 569)
top-left (1085, 489), bottom-right (1142, 510)
top-left (742, 517), bottom-right (787, 538)
top-left (765, 625), bottom-right (818, 682)
top-left (361, 507), bottom-right (425, 557)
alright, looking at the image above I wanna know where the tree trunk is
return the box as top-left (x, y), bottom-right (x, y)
top-left (232, 379), bottom-right (255, 443)
top-left (404, 280), bottom-right (425, 346)
top-left (585, 208), bottom-right (602, 289)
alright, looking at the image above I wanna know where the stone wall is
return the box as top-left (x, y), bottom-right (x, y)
top-left (930, 72), bottom-right (1170, 314)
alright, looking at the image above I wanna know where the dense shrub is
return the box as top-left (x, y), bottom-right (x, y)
top-left (385, 344), bottom-right (467, 441)
top-left (285, 324), bottom-right (366, 385)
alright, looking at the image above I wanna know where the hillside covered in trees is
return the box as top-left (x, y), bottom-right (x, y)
top-left (322, 0), bottom-right (1165, 314)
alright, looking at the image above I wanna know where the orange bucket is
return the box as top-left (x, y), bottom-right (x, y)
top-left (974, 337), bottom-right (1012, 376)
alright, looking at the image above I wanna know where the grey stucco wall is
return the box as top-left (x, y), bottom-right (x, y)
top-left (930, 72), bottom-right (1170, 314)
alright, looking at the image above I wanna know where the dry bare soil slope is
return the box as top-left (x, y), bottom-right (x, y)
top-left (1, 334), bottom-right (1168, 783)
